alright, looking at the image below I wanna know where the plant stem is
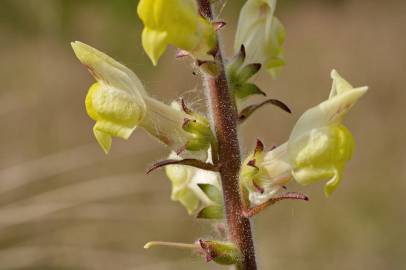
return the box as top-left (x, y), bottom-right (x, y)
top-left (198, 1), bottom-right (257, 269)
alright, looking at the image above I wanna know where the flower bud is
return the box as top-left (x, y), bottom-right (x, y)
top-left (234, 0), bottom-right (285, 77)
top-left (137, 0), bottom-right (216, 65)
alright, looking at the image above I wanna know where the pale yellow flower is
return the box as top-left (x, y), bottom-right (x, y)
top-left (165, 150), bottom-right (221, 215)
top-left (241, 70), bottom-right (368, 204)
top-left (72, 41), bottom-right (209, 155)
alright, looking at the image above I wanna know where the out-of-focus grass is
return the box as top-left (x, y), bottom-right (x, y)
top-left (0, 0), bottom-right (405, 269)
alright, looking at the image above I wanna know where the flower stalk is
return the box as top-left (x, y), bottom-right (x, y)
top-left (197, 1), bottom-right (257, 269)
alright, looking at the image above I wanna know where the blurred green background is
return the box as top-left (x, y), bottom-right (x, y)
top-left (0, 0), bottom-right (405, 269)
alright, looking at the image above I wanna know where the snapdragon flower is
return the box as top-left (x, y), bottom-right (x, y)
top-left (241, 70), bottom-right (368, 205)
top-left (72, 41), bottom-right (210, 155)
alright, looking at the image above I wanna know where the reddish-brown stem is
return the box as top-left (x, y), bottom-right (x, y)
top-left (198, 1), bottom-right (257, 269)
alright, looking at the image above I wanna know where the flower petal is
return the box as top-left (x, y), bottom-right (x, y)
top-left (289, 70), bottom-right (367, 143)
top-left (93, 128), bottom-right (112, 154)
top-left (165, 150), bottom-right (220, 214)
top-left (329, 69), bottom-right (354, 98)
top-left (137, 0), bottom-right (216, 65)
top-left (71, 41), bottom-right (147, 104)
top-left (141, 28), bottom-right (168, 66)
top-left (290, 125), bottom-right (354, 196)
top-left (85, 82), bottom-right (141, 153)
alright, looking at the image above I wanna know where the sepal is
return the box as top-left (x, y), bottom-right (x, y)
top-left (197, 205), bottom-right (224, 219)
top-left (227, 47), bottom-right (265, 99)
top-left (181, 109), bottom-right (214, 152)
top-left (198, 240), bottom-right (242, 266)
top-left (233, 83), bottom-right (266, 99)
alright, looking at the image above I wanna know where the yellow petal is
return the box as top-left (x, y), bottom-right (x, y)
top-left (141, 28), bottom-right (168, 66)
top-left (93, 127), bottom-right (112, 154)
top-left (71, 41), bottom-right (147, 103)
top-left (84, 80), bottom-right (142, 153)
top-left (137, 0), bottom-right (215, 65)
top-left (330, 69), bottom-right (354, 97)
top-left (85, 82), bottom-right (102, 121)
top-left (289, 70), bottom-right (367, 142)
top-left (290, 125), bottom-right (354, 196)
top-left (165, 151), bottom-right (220, 214)
top-left (324, 169), bottom-right (341, 197)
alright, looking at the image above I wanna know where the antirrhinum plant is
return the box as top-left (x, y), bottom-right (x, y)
top-left (71, 0), bottom-right (368, 269)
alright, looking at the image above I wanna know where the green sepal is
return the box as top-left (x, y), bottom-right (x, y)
top-left (199, 240), bottom-right (242, 266)
top-left (198, 184), bottom-right (223, 204)
top-left (234, 83), bottom-right (266, 99)
top-left (238, 63), bottom-right (261, 82)
top-left (185, 139), bottom-right (210, 151)
top-left (197, 205), bottom-right (224, 219)
top-left (199, 61), bottom-right (220, 77)
top-left (183, 119), bottom-right (211, 137)
top-left (227, 45), bottom-right (246, 75)
top-left (183, 118), bottom-right (213, 152)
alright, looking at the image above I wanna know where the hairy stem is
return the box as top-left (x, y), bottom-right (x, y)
top-left (198, 1), bottom-right (257, 269)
